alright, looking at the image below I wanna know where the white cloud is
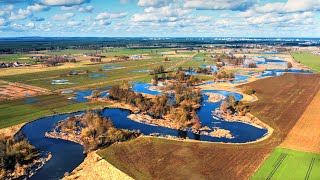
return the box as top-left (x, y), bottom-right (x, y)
top-left (96, 12), bottom-right (128, 20)
top-left (138, 0), bottom-right (172, 7)
top-left (246, 12), bottom-right (314, 25)
top-left (0, 18), bottom-right (7, 26)
top-left (79, 5), bottom-right (94, 12)
top-left (52, 12), bottom-right (74, 21)
top-left (8, 9), bottom-right (31, 21)
top-left (284, 0), bottom-right (320, 12)
top-left (184, 0), bottom-right (254, 11)
top-left (9, 22), bottom-right (35, 31)
top-left (26, 22), bottom-right (35, 28)
top-left (60, 5), bottom-right (94, 12)
top-left (39, 0), bottom-right (89, 6)
top-left (67, 20), bottom-right (81, 26)
top-left (0, 5), bottom-right (14, 16)
top-left (27, 4), bottom-right (49, 12)
top-left (131, 4), bottom-right (192, 22)
top-left (95, 19), bottom-right (112, 26)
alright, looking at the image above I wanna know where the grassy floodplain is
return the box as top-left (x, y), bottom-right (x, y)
top-left (291, 52), bottom-right (320, 72)
top-left (0, 57), bottom-right (183, 90)
top-left (252, 148), bottom-right (320, 180)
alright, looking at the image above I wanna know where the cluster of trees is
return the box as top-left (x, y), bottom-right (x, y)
top-left (196, 67), bottom-right (211, 74)
top-left (151, 68), bottom-right (201, 86)
top-left (170, 84), bottom-right (202, 129)
top-left (109, 85), bottom-right (149, 110)
top-left (45, 55), bottom-right (76, 66)
top-left (60, 112), bottom-right (140, 152)
top-left (213, 54), bottom-right (244, 67)
top-left (243, 60), bottom-right (257, 68)
top-left (90, 58), bottom-right (102, 62)
top-left (220, 95), bottom-right (250, 116)
top-left (150, 65), bottom-right (166, 75)
top-left (0, 133), bottom-right (38, 179)
top-left (111, 56), bottom-right (129, 62)
top-left (242, 86), bottom-right (255, 95)
top-left (212, 70), bottom-right (235, 80)
top-left (169, 70), bottom-right (201, 85)
top-left (109, 83), bottom-right (203, 129)
top-left (109, 85), bottom-right (171, 118)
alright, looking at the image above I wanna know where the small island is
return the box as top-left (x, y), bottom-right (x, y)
top-left (45, 112), bottom-right (140, 153)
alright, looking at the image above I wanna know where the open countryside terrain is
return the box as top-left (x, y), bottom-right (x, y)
top-left (1, 43), bottom-right (320, 179)
top-left (97, 73), bottom-right (320, 179)
top-left (1, 0), bottom-right (320, 178)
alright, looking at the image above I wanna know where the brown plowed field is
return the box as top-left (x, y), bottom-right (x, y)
top-left (280, 88), bottom-right (320, 153)
top-left (98, 74), bottom-right (320, 180)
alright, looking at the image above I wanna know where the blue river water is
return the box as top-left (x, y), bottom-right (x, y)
top-left (132, 82), bottom-right (162, 95)
top-left (257, 69), bottom-right (313, 78)
top-left (23, 83), bottom-right (268, 179)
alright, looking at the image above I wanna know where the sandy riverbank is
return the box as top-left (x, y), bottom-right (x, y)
top-left (204, 92), bottom-right (225, 103)
top-left (128, 113), bottom-right (234, 139)
top-left (63, 151), bottom-right (133, 180)
top-left (0, 123), bottom-right (25, 137)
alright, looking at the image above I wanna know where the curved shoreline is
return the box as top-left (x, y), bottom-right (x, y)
top-left (1, 87), bottom-right (274, 179)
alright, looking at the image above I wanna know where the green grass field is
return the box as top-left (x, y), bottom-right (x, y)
top-left (0, 94), bottom-right (109, 129)
top-left (252, 148), bottom-right (320, 180)
top-left (0, 54), bottom-right (33, 63)
top-left (0, 58), bottom-right (182, 90)
top-left (291, 52), bottom-right (320, 72)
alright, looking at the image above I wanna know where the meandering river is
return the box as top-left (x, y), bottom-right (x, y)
top-left (23, 83), bottom-right (268, 179)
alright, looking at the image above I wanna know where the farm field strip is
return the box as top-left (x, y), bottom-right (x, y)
top-left (291, 52), bottom-right (320, 72)
top-left (280, 86), bottom-right (320, 153)
top-left (252, 148), bottom-right (320, 180)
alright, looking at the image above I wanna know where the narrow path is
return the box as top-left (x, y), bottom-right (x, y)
top-left (0, 80), bottom-right (51, 93)
top-left (165, 52), bottom-right (198, 71)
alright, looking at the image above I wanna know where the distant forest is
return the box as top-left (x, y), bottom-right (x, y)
top-left (0, 37), bottom-right (319, 53)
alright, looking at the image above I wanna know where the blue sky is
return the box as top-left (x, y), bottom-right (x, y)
top-left (0, 0), bottom-right (319, 37)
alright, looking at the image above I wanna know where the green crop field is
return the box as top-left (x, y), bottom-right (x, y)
top-left (180, 60), bottom-right (213, 68)
top-left (291, 52), bottom-right (320, 72)
top-left (252, 148), bottom-right (320, 180)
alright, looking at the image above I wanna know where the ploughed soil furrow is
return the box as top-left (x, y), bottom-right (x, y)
top-left (98, 73), bottom-right (320, 180)
top-left (280, 78), bottom-right (320, 153)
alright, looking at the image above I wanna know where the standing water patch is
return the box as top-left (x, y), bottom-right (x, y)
top-left (24, 98), bottom-right (39, 104)
top-left (133, 70), bottom-right (153, 73)
top-left (89, 74), bottom-right (107, 78)
top-left (132, 82), bottom-right (162, 95)
top-left (51, 80), bottom-right (76, 85)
